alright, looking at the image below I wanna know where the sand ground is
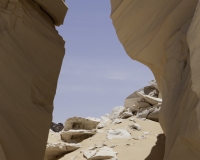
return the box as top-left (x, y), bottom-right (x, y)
top-left (48, 116), bottom-right (165, 160)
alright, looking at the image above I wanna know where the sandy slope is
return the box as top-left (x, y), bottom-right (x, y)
top-left (56, 117), bottom-right (165, 160)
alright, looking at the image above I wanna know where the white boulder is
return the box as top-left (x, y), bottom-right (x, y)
top-left (107, 129), bottom-right (131, 140)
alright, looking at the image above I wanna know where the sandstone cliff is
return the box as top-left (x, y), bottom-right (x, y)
top-left (0, 0), bottom-right (67, 160)
top-left (110, 0), bottom-right (200, 159)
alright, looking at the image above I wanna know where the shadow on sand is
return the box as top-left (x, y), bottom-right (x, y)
top-left (145, 134), bottom-right (166, 160)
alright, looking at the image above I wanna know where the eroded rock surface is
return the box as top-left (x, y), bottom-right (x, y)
top-left (107, 129), bottom-right (131, 140)
top-left (110, 0), bottom-right (200, 159)
top-left (44, 143), bottom-right (81, 160)
top-left (0, 0), bottom-right (67, 160)
top-left (64, 117), bottom-right (100, 131)
top-left (123, 81), bottom-right (162, 122)
top-left (83, 146), bottom-right (118, 160)
top-left (61, 130), bottom-right (96, 143)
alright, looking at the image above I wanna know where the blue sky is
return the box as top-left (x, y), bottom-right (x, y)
top-left (54, 1), bottom-right (154, 123)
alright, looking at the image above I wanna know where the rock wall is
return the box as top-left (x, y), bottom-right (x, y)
top-left (0, 0), bottom-right (67, 160)
top-left (110, 0), bottom-right (200, 159)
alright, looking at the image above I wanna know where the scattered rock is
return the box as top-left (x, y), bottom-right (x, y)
top-left (109, 106), bottom-right (125, 120)
top-left (135, 101), bottom-right (151, 109)
top-left (125, 144), bottom-right (131, 147)
top-left (111, 119), bottom-right (123, 125)
top-left (64, 117), bottom-right (100, 131)
top-left (61, 129), bottom-right (96, 143)
top-left (129, 117), bottom-right (136, 122)
top-left (136, 109), bottom-right (150, 119)
top-left (137, 92), bottom-right (162, 105)
top-left (83, 146), bottom-right (118, 160)
top-left (147, 104), bottom-right (161, 122)
top-left (107, 129), bottom-right (131, 140)
top-left (96, 129), bottom-right (104, 133)
top-left (138, 135), bottom-right (146, 140)
top-left (120, 111), bottom-right (133, 119)
top-left (129, 124), bottom-right (142, 131)
top-left (124, 92), bottom-right (142, 112)
top-left (110, 144), bottom-right (117, 148)
top-left (97, 123), bottom-right (106, 129)
top-left (143, 132), bottom-right (149, 135)
top-left (44, 143), bottom-right (81, 160)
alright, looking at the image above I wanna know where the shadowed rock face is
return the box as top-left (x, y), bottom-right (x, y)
top-left (64, 117), bottom-right (100, 131)
top-left (0, 0), bottom-right (67, 160)
top-left (51, 122), bottom-right (64, 132)
top-left (110, 0), bottom-right (200, 159)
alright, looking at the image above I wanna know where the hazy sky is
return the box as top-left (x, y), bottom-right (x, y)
top-left (54, 1), bottom-right (154, 123)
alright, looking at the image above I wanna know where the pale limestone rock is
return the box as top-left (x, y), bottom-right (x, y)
top-left (138, 135), bottom-right (146, 140)
top-left (135, 101), bottom-right (151, 109)
top-left (83, 146), bottom-right (118, 160)
top-left (143, 132), bottom-right (149, 135)
top-left (111, 119), bottom-right (123, 125)
top-left (97, 123), bottom-right (106, 129)
top-left (64, 117), bottom-right (100, 131)
top-left (97, 114), bottom-right (110, 129)
top-left (129, 124), bottom-right (142, 131)
top-left (107, 129), bottom-right (131, 140)
top-left (100, 114), bottom-right (110, 123)
top-left (129, 117), bottom-right (136, 122)
top-left (136, 109), bottom-right (150, 119)
top-left (120, 111), bottom-right (133, 119)
top-left (110, 0), bottom-right (200, 159)
top-left (137, 92), bottom-right (162, 105)
top-left (44, 143), bottom-right (81, 160)
top-left (137, 103), bottom-right (161, 121)
top-left (61, 129), bottom-right (96, 143)
top-left (109, 106), bottom-right (125, 120)
top-left (147, 105), bottom-right (161, 122)
top-left (0, 0), bottom-right (67, 159)
top-left (124, 92), bottom-right (142, 111)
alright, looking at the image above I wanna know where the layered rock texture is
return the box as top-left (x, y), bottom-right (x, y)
top-left (110, 0), bottom-right (200, 159)
top-left (44, 103), bottom-right (165, 160)
top-left (124, 80), bottom-right (162, 122)
top-left (0, 0), bottom-right (67, 160)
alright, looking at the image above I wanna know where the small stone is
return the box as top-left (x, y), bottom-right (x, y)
top-left (138, 135), bottom-right (146, 139)
top-left (110, 144), bottom-right (117, 148)
top-left (111, 119), bottom-right (123, 125)
top-left (129, 117), bottom-right (136, 122)
top-left (129, 123), bottom-right (142, 131)
top-left (143, 132), bottom-right (149, 135)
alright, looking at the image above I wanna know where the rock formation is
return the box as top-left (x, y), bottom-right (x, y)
top-left (64, 117), bottom-right (100, 131)
top-left (61, 129), bottom-right (96, 143)
top-left (110, 0), bottom-right (200, 159)
top-left (44, 130), bottom-right (81, 160)
top-left (124, 81), bottom-right (162, 122)
top-left (44, 102), bottom-right (165, 160)
top-left (0, 0), bottom-right (67, 160)
top-left (51, 122), bottom-right (64, 132)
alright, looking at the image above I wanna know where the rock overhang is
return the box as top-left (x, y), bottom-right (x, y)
top-left (34, 0), bottom-right (68, 26)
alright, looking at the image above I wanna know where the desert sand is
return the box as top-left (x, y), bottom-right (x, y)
top-left (48, 118), bottom-right (165, 160)
top-left (44, 81), bottom-right (165, 160)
